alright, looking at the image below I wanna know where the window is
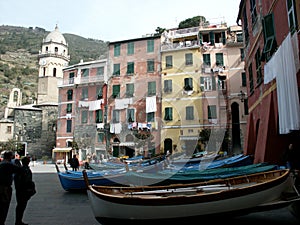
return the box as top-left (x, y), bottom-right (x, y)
top-left (184, 78), bottom-right (193, 91)
top-left (147, 112), bottom-right (155, 122)
top-left (112, 110), bottom-right (120, 123)
top-left (97, 133), bottom-right (104, 143)
top-left (112, 85), bottom-right (120, 98)
top-left (166, 55), bottom-right (173, 68)
top-left (6, 126), bottom-right (11, 134)
top-left (215, 53), bottom-right (224, 66)
top-left (55, 47), bottom-right (58, 53)
top-left (69, 72), bottom-right (75, 84)
top-left (81, 110), bottom-right (88, 124)
top-left (287, 0), bottom-right (297, 34)
top-left (243, 8), bottom-right (249, 46)
top-left (66, 120), bottom-right (72, 133)
top-left (185, 53), bottom-right (193, 65)
top-left (203, 54), bottom-right (211, 66)
top-left (208, 105), bottom-right (217, 119)
top-left (164, 80), bottom-right (172, 93)
top-left (241, 72), bottom-right (247, 87)
top-left (53, 68), bottom-right (56, 77)
top-left (248, 63), bottom-right (254, 94)
top-left (148, 81), bottom-right (156, 96)
top-left (127, 42), bottom-right (134, 55)
top-left (126, 83), bottom-right (134, 97)
top-left (200, 76), bottom-right (216, 91)
top-left (97, 67), bottom-right (104, 75)
top-left (127, 62), bottom-right (134, 75)
top-left (240, 48), bottom-right (245, 61)
top-left (147, 59), bottom-right (155, 72)
top-left (97, 86), bottom-right (103, 99)
top-left (250, 0), bottom-right (258, 24)
top-left (114, 43), bottom-right (121, 56)
top-left (255, 48), bottom-right (262, 85)
top-left (67, 89), bottom-right (73, 101)
top-left (82, 69), bottom-right (89, 77)
top-left (164, 107), bottom-right (173, 121)
top-left (96, 109), bottom-right (103, 123)
top-left (127, 109), bottom-right (135, 122)
top-left (262, 13), bottom-right (277, 62)
top-left (66, 103), bottom-right (72, 113)
top-left (186, 106), bottom-right (194, 120)
top-left (82, 87), bottom-right (88, 100)
top-left (147, 39), bottom-right (154, 52)
top-left (113, 64), bottom-right (120, 76)
top-left (237, 32), bottom-right (243, 42)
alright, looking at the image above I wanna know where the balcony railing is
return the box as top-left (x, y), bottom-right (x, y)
top-left (161, 40), bottom-right (199, 51)
top-left (58, 75), bottom-right (104, 87)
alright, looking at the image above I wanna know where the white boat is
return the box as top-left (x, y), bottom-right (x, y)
top-left (83, 169), bottom-right (300, 224)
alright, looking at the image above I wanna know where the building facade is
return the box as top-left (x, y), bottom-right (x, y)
top-left (107, 35), bottom-right (162, 159)
top-left (237, 0), bottom-right (300, 164)
top-left (54, 59), bottom-right (108, 163)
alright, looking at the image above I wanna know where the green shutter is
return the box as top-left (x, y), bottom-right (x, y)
top-left (112, 85), bottom-right (120, 98)
top-left (147, 40), bottom-right (154, 52)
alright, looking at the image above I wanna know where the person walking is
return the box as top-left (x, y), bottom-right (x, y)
top-left (0, 151), bottom-right (22, 225)
top-left (14, 156), bottom-right (36, 225)
top-left (70, 154), bottom-right (80, 171)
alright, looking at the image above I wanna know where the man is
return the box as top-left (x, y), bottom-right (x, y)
top-left (0, 151), bottom-right (21, 225)
top-left (70, 154), bottom-right (79, 171)
top-left (14, 156), bottom-right (36, 225)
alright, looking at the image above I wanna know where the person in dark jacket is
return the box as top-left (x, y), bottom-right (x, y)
top-left (70, 154), bottom-right (80, 171)
top-left (14, 156), bottom-right (36, 225)
top-left (0, 151), bottom-right (22, 225)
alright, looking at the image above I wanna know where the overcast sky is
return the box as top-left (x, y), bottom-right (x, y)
top-left (0, 0), bottom-right (241, 42)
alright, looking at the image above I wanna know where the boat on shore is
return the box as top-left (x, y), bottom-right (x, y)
top-left (55, 164), bottom-right (128, 191)
top-left (83, 169), bottom-right (300, 224)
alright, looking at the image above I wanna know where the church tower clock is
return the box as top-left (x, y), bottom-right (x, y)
top-left (37, 25), bottom-right (70, 104)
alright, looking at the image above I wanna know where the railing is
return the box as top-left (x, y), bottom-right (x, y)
top-left (57, 75), bottom-right (105, 87)
top-left (161, 40), bottom-right (199, 51)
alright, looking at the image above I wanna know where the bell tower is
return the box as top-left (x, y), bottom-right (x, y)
top-left (37, 25), bottom-right (70, 104)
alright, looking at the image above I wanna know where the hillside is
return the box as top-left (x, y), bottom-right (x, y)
top-left (0, 25), bottom-right (108, 116)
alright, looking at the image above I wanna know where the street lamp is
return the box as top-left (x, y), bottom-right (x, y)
top-left (238, 90), bottom-right (247, 102)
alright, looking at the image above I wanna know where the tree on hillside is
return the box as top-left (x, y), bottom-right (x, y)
top-left (178, 16), bottom-right (208, 28)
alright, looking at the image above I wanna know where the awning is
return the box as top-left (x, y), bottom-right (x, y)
top-left (180, 136), bottom-right (199, 141)
top-left (52, 147), bottom-right (72, 153)
top-left (112, 142), bottom-right (135, 147)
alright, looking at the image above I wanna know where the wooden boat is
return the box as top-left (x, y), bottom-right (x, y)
top-left (55, 156), bottom-right (167, 191)
top-left (83, 169), bottom-right (300, 224)
top-left (55, 164), bottom-right (128, 191)
top-left (170, 153), bottom-right (253, 169)
top-left (124, 162), bottom-right (279, 186)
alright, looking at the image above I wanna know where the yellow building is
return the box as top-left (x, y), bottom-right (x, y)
top-left (161, 27), bottom-right (203, 156)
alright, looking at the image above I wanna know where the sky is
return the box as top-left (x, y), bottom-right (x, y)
top-left (0, 0), bottom-right (241, 42)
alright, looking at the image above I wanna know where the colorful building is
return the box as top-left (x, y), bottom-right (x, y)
top-left (54, 59), bottom-right (108, 163)
top-left (107, 35), bottom-right (162, 158)
top-left (237, 0), bottom-right (300, 164)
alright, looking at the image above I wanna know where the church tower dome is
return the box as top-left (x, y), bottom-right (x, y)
top-left (44, 25), bottom-right (67, 45)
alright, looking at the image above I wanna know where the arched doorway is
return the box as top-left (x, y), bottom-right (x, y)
top-left (112, 137), bottom-right (120, 157)
top-left (231, 102), bottom-right (241, 153)
top-left (164, 138), bottom-right (172, 154)
top-left (125, 134), bottom-right (135, 158)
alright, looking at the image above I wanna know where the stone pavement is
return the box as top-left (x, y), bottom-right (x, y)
top-left (3, 162), bottom-right (300, 225)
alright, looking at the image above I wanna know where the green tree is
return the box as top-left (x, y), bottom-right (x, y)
top-left (178, 16), bottom-right (207, 29)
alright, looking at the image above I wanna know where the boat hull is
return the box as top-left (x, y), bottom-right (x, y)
top-left (86, 169), bottom-right (298, 223)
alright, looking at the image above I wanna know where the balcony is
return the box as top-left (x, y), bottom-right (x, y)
top-left (58, 75), bottom-right (104, 87)
top-left (161, 40), bottom-right (199, 51)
